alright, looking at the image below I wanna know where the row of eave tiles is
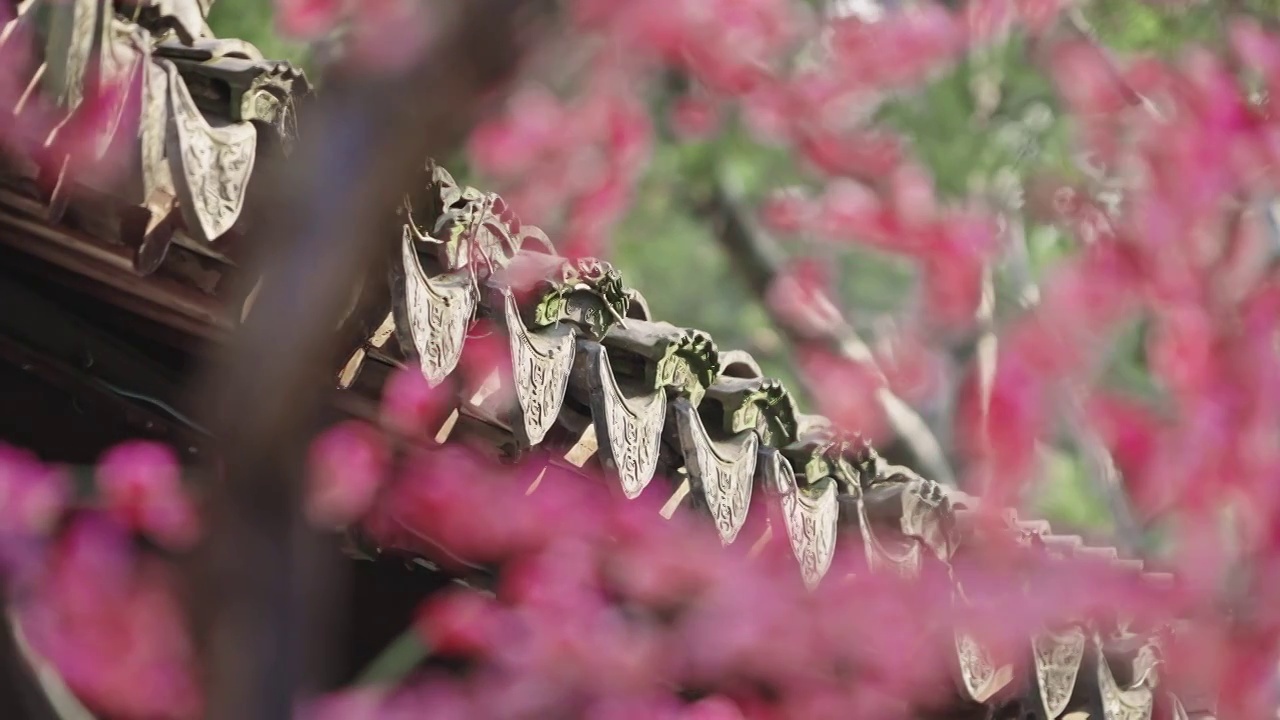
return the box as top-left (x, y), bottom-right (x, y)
top-left (331, 167), bottom-right (1206, 720)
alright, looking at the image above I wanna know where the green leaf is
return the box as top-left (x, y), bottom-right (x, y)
top-left (354, 629), bottom-right (432, 687)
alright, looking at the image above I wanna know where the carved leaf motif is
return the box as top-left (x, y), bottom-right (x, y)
top-left (1033, 628), bottom-right (1086, 719)
top-left (399, 227), bottom-right (475, 386)
top-left (504, 290), bottom-right (574, 448)
top-left (954, 632), bottom-right (1012, 703)
top-left (161, 59), bottom-right (257, 242)
top-left (1097, 644), bottom-right (1154, 720)
top-left (779, 468), bottom-right (838, 589)
top-left (585, 343), bottom-right (666, 499)
top-left (141, 61), bottom-right (175, 203)
top-left (674, 399), bottom-right (758, 544)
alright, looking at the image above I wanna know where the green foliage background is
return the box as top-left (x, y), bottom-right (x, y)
top-left (207, 0), bottom-right (1270, 546)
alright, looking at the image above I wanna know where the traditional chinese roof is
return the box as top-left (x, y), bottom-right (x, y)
top-left (0, 0), bottom-right (307, 337)
top-left (0, 4), bottom-right (1214, 720)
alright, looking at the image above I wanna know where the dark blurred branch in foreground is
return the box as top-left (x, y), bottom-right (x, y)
top-left (698, 180), bottom-right (956, 487)
top-left (0, 616), bottom-right (59, 720)
top-left (187, 3), bottom-right (556, 719)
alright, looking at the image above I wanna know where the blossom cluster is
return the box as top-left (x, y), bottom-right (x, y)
top-left (310, 398), bottom-right (1176, 719)
top-left (0, 443), bottom-right (201, 720)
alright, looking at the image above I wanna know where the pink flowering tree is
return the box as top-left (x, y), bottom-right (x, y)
top-left (4, 0), bottom-right (1280, 718)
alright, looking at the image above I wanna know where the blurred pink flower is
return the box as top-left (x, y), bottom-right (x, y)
top-left (298, 687), bottom-right (387, 720)
top-left (96, 442), bottom-right (200, 551)
top-left (19, 516), bottom-right (201, 720)
top-left (380, 367), bottom-right (453, 439)
top-left (306, 421), bottom-right (389, 527)
top-left (275, 0), bottom-right (347, 40)
top-left (670, 96), bottom-right (722, 141)
top-left (0, 445), bottom-right (66, 537)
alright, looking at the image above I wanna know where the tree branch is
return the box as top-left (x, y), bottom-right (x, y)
top-left (698, 179), bottom-right (956, 487)
top-left (186, 4), bottom-right (556, 719)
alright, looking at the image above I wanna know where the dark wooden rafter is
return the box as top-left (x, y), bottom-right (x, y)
top-left (0, 2), bottom-right (1216, 720)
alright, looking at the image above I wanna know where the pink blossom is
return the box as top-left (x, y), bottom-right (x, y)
top-left (888, 164), bottom-right (936, 229)
top-left (759, 187), bottom-right (816, 235)
top-left (816, 178), bottom-right (884, 243)
top-left (678, 695), bottom-right (746, 720)
top-left (96, 442), bottom-right (200, 551)
top-left (1014, 0), bottom-right (1068, 35)
top-left (415, 589), bottom-right (505, 656)
top-left (0, 445), bottom-right (66, 537)
top-left (275, 0), bottom-right (347, 40)
top-left (380, 367), bottom-right (453, 439)
top-left (305, 421), bottom-right (389, 527)
top-left (468, 89), bottom-right (567, 180)
top-left (799, 128), bottom-right (904, 180)
top-left (874, 327), bottom-right (945, 405)
top-left (383, 677), bottom-right (477, 720)
top-left (965, 0), bottom-right (1014, 44)
top-left (1050, 40), bottom-right (1134, 116)
top-left (765, 260), bottom-right (845, 339)
top-left (920, 250), bottom-right (984, 329)
top-left (18, 516), bottom-right (201, 720)
top-left (344, 0), bottom-right (433, 74)
top-left (670, 96), bottom-right (721, 140)
top-left (795, 347), bottom-right (888, 442)
top-left (298, 687), bottom-right (387, 720)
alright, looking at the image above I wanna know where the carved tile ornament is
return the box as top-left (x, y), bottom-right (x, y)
top-left (784, 429), bottom-right (877, 495)
top-left (428, 166), bottom-right (554, 274)
top-left (394, 226), bottom-right (476, 386)
top-left (718, 349), bottom-right (764, 379)
top-left (160, 58), bottom-right (257, 242)
top-left (674, 397), bottom-right (758, 544)
top-left (38, 0), bottom-right (100, 111)
top-left (580, 342), bottom-right (666, 498)
top-left (1095, 641), bottom-right (1154, 720)
top-left (859, 465), bottom-right (954, 572)
top-left (9, 0), bottom-right (134, 164)
top-left (785, 481), bottom-right (838, 587)
top-left (159, 46), bottom-right (309, 151)
top-left (602, 322), bottom-right (720, 407)
top-left (704, 376), bottom-right (800, 448)
top-left (954, 630), bottom-right (1012, 703)
top-left (1033, 627), bottom-right (1086, 719)
top-left (502, 288), bottom-right (575, 448)
top-left (759, 447), bottom-right (838, 588)
top-left (1, 0), bottom-right (313, 256)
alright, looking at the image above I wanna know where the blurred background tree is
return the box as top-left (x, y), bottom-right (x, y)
top-left (206, 0), bottom-right (1276, 548)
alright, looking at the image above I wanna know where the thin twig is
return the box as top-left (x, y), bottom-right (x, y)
top-left (1060, 390), bottom-right (1144, 555)
top-left (699, 179), bottom-right (956, 486)
top-left (1001, 191), bottom-right (1144, 552)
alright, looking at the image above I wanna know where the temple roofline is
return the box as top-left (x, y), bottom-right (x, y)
top-left (0, 3), bottom-right (1212, 719)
